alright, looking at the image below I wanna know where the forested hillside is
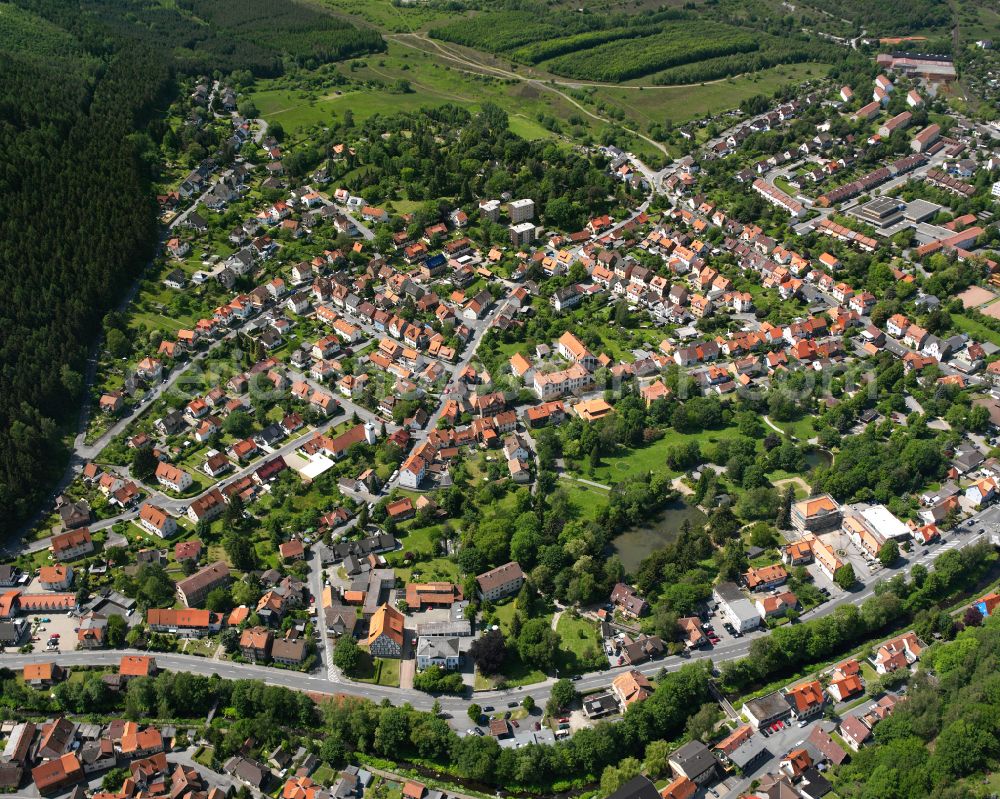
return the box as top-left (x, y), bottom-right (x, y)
top-left (835, 616), bottom-right (1000, 799)
top-left (0, 0), bottom-right (382, 538)
top-left (431, 7), bottom-right (836, 84)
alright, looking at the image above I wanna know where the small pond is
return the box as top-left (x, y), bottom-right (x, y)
top-left (611, 498), bottom-right (708, 574)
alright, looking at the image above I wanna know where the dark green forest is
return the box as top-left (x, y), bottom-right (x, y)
top-left (0, 0), bottom-right (382, 538)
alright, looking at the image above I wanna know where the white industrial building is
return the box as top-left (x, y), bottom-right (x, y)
top-left (713, 582), bottom-right (760, 633)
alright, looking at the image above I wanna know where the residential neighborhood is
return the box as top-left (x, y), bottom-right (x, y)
top-left (5, 29), bottom-right (1000, 799)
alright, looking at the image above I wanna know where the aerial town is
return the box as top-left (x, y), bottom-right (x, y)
top-left (5, 18), bottom-right (1000, 799)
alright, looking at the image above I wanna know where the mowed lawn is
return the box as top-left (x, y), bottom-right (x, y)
top-left (569, 426), bottom-right (743, 484)
top-left (355, 654), bottom-right (401, 687)
top-left (554, 613), bottom-right (606, 675)
top-left (557, 480), bottom-right (609, 521)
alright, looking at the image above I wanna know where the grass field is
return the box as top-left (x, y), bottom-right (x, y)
top-left (554, 613), bottom-right (605, 675)
top-left (588, 61), bottom-right (830, 125)
top-left (557, 480), bottom-right (609, 521)
top-left (251, 41), bottom-right (584, 145)
top-left (952, 313), bottom-right (1000, 348)
top-left (317, 0), bottom-right (457, 34)
top-left (767, 416), bottom-right (817, 442)
top-left (392, 556), bottom-right (459, 583)
top-left (571, 426), bottom-right (743, 485)
top-left (193, 746), bottom-right (215, 768)
top-left (311, 764), bottom-right (337, 786)
top-left (355, 653), bottom-right (401, 687)
top-left (387, 523), bottom-right (441, 559)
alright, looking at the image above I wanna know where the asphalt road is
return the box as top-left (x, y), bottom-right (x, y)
top-left (3, 520), bottom-right (993, 719)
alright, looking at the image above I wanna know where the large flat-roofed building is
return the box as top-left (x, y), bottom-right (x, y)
top-left (852, 196), bottom-right (905, 229)
top-left (859, 504), bottom-right (910, 540)
top-left (902, 199), bottom-right (942, 224)
top-left (508, 198), bottom-right (535, 223)
top-left (791, 494), bottom-right (842, 533)
top-left (712, 582), bottom-right (760, 633)
top-left (876, 52), bottom-right (957, 82)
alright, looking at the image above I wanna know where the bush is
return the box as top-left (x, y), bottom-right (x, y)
top-left (412, 666), bottom-right (464, 694)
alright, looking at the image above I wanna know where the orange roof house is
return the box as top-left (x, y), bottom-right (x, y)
top-left (639, 380), bottom-right (671, 407)
top-left (283, 776), bottom-right (324, 799)
top-left (611, 669), bottom-right (653, 707)
top-left (24, 662), bottom-right (64, 686)
top-left (32, 752), bottom-right (83, 794)
top-left (509, 353), bottom-right (533, 377)
top-left (785, 680), bottom-right (825, 718)
top-left (120, 723), bottom-right (164, 757)
top-left (874, 631), bottom-right (923, 674)
top-left (119, 655), bottom-right (157, 678)
top-left (365, 604), bottom-right (405, 658)
top-left (279, 540), bottom-right (305, 561)
top-left (573, 397), bottom-right (614, 423)
top-left (714, 724), bottom-right (754, 757)
top-left (782, 540), bottom-right (813, 566)
top-left (660, 776), bottom-right (696, 799)
top-left (828, 673), bottom-right (864, 702)
top-left (743, 563), bottom-right (788, 591)
top-left (404, 582), bottom-right (463, 610)
top-left (791, 494), bottom-right (841, 533)
top-left (402, 782), bottom-right (426, 799)
top-left (781, 748), bottom-right (813, 780)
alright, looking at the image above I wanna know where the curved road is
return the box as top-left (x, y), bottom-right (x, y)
top-left (2, 527), bottom-right (991, 717)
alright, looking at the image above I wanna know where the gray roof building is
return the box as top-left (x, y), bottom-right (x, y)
top-left (669, 740), bottom-right (719, 786)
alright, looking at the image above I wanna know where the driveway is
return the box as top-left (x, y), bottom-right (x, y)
top-left (399, 657), bottom-right (415, 690)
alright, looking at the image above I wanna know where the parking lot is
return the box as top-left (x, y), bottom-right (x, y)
top-left (24, 613), bottom-right (77, 652)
